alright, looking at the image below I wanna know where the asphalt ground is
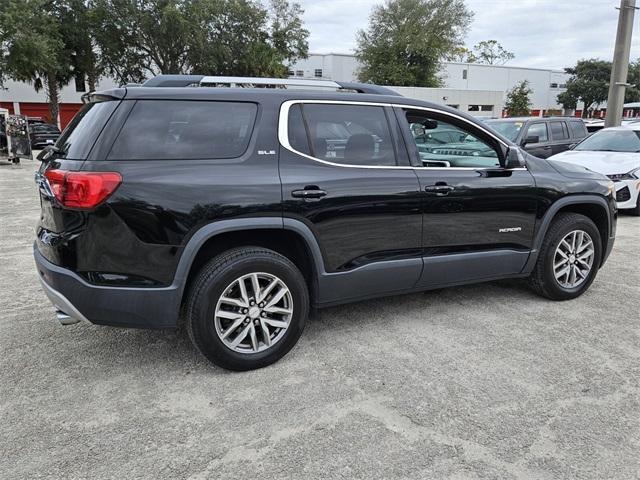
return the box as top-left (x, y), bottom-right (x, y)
top-left (1, 158), bottom-right (639, 479)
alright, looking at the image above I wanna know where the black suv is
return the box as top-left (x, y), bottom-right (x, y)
top-left (34, 76), bottom-right (617, 370)
top-left (486, 117), bottom-right (588, 159)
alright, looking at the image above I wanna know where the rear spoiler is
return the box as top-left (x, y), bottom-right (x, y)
top-left (140, 75), bottom-right (402, 96)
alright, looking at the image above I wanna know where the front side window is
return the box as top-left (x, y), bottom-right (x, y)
top-left (288, 103), bottom-right (397, 166)
top-left (526, 123), bottom-right (548, 143)
top-left (108, 100), bottom-right (257, 160)
top-left (404, 110), bottom-right (500, 168)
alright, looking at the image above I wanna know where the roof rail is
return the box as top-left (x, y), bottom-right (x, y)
top-left (140, 75), bottom-right (401, 96)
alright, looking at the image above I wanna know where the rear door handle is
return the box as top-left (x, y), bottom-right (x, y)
top-left (424, 185), bottom-right (454, 196)
top-left (291, 188), bottom-right (327, 199)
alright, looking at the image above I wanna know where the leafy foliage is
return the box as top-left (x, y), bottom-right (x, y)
top-left (356, 0), bottom-right (473, 87)
top-left (0, 0), bottom-right (73, 122)
top-left (469, 40), bottom-right (514, 65)
top-left (505, 80), bottom-right (532, 117)
top-left (91, 0), bottom-right (309, 84)
top-left (557, 59), bottom-right (612, 117)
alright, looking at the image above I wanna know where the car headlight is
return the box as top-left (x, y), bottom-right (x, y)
top-left (607, 167), bottom-right (640, 181)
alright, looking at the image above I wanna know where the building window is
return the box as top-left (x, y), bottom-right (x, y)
top-left (314, 69), bottom-right (323, 78)
top-left (559, 83), bottom-right (567, 89)
top-left (288, 70), bottom-right (295, 77)
top-left (74, 75), bottom-right (86, 92)
top-left (462, 69), bottom-right (468, 80)
top-left (468, 105), bottom-right (493, 112)
top-left (296, 70), bottom-right (303, 77)
top-left (550, 83), bottom-right (558, 88)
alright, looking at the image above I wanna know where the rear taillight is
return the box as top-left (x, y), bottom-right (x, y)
top-left (44, 170), bottom-right (122, 209)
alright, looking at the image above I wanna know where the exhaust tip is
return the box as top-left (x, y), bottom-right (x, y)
top-left (56, 310), bottom-right (81, 326)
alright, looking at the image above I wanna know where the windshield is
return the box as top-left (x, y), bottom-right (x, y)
top-left (574, 129), bottom-right (640, 152)
top-left (485, 120), bottom-right (524, 142)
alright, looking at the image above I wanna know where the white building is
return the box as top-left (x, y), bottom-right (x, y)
top-left (289, 53), bottom-right (572, 116)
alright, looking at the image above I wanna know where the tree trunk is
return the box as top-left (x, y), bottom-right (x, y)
top-left (46, 72), bottom-right (60, 127)
top-left (87, 50), bottom-right (98, 92)
top-left (87, 70), bottom-right (97, 92)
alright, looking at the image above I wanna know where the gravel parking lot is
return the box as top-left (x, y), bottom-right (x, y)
top-left (1, 159), bottom-right (639, 479)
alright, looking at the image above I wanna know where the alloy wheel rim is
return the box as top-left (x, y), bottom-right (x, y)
top-left (553, 230), bottom-right (595, 289)
top-left (214, 272), bottom-right (293, 354)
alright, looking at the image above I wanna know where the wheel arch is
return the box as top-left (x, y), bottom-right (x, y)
top-left (172, 218), bottom-right (326, 309)
top-left (525, 195), bottom-right (613, 272)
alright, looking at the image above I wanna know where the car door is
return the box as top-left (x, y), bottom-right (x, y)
top-left (395, 107), bottom-right (538, 289)
top-left (549, 120), bottom-right (572, 155)
top-left (522, 121), bottom-right (552, 158)
top-left (278, 100), bottom-right (423, 303)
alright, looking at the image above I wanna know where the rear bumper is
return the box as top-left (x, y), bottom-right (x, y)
top-left (34, 245), bottom-right (181, 329)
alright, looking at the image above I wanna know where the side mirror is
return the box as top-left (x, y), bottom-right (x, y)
top-left (505, 147), bottom-right (525, 169)
top-left (522, 135), bottom-right (539, 146)
top-left (423, 119), bottom-right (438, 130)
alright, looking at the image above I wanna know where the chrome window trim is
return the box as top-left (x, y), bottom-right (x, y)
top-left (278, 99), bottom-right (527, 171)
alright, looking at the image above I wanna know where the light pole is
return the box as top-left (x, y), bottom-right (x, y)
top-left (605, 0), bottom-right (637, 127)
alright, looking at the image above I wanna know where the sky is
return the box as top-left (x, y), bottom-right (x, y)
top-left (297, 0), bottom-right (640, 70)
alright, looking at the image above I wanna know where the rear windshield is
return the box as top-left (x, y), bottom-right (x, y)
top-left (56, 101), bottom-right (118, 159)
top-left (108, 100), bottom-right (257, 160)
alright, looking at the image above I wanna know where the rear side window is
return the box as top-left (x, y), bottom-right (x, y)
top-left (287, 104), bottom-right (311, 155)
top-left (290, 103), bottom-right (396, 166)
top-left (550, 121), bottom-right (569, 140)
top-left (569, 121), bottom-right (587, 139)
top-left (56, 101), bottom-right (118, 159)
top-left (108, 100), bottom-right (257, 160)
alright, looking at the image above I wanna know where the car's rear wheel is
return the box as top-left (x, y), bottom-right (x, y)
top-left (186, 247), bottom-right (308, 371)
top-left (529, 213), bottom-right (602, 300)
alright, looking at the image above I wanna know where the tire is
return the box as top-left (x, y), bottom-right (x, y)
top-left (185, 247), bottom-right (309, 371)
top-left (529, 213), bottom-right (602, 300)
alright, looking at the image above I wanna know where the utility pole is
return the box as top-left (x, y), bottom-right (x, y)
top-left (605, 0), bottom-right (637, 127)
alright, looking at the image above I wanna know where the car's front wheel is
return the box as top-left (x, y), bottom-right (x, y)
top-left (529, 213), bottom-right (602, 300)
top-left (186, 247), bottom-right (309, 371)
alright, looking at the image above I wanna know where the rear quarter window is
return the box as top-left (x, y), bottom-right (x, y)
top-left (56, 101), bottom-right (118, 159)
top-left (108, 100), bottom-right (257, 160)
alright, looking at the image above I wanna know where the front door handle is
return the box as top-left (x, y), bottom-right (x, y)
top-left (292, 187), bottom-right (327, 199)
top-left (424, 185), bottom-right (455, 196)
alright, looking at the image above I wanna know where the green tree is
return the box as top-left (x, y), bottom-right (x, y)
top-left (624, 58), bottom-right (640, 103)
top-left (0, 0), bottom-right (72, 123)
top-left (557, 59), bottom-right (611, 118)
top-left (471, 40), bottom-right (514, 65)
top-left (356, 0), bottom-right (473, 87)
top-left (505, 80), bottom-right (532, 116)
top-left (91, 0), bottom-right (309, 85)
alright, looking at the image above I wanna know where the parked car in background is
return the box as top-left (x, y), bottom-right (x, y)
top-left (486, 117), bottom-right (588, 159)
top-left (29, 123), bottom-right (61, 149)
top-left (550, 126), bottom-right (640, 215)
